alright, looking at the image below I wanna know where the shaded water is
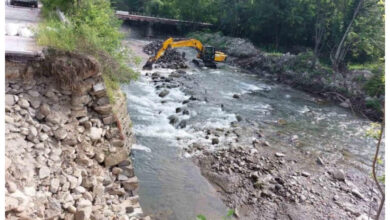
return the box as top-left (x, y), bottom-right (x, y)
top-left (122, 44), bottom-right (383, 219)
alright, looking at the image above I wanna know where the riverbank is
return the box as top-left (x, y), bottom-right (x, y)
top-left (188, 32), bottom-right (384, 122)
top-left (191, 125), bottom-right (384, 219)
top-left (5, 50), bottom-right (149, 220)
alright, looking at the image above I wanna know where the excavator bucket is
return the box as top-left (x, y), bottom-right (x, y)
top-left (142, 58), bottom-right (155, 70)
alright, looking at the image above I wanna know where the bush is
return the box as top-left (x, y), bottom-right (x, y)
top-left (364, 66), bottom-right (385, 97)
top-left (37, 0), bottom-right (138, 92)
top-left (366, 98), bottom-right (382, 112)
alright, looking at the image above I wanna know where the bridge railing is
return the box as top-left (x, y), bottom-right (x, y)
top-left (116, 10), bottom-right (212, 26)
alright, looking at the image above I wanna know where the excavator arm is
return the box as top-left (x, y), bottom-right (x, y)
top-left (148, 37), bottom-right (204, 62)
top-left (143, 37), bottom-right (226, 70)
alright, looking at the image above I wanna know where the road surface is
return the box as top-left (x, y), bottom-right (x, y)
top-left (5, 4), bottom-right (43, 58)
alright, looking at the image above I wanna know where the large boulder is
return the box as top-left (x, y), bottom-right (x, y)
top-left (104, 148), bottom-right (129, 167)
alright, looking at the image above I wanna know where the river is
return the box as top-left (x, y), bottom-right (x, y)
top-left (121, 39), bottom-right (383, 220)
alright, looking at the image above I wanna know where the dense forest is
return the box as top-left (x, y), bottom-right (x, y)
top-left (112, 0), bottom-right (384, 70)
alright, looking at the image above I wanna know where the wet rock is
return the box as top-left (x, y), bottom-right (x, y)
top-left (250, 172), bottom-right (260, 182)
top-left (340, 101), bottom-right (350, 108)
top-left (159, 90), bottom-right (169, 98)
top-left (122, 177), bottom-right (139, 191)
top-left (118, 174), bottom-right (129, 181)
top-left (126, 206), bottom-right (134, 214)
top-left (351, 188), bottom-right (365, 200)
top-left (121, 166), bottom-right (135, 178)
top-left (212, 138), bottom-right (219, 145)
top-left (316, 157), bottom-right (325, 166)
top-left (182, 109), bottom-right (190, 115)
top-left (332, 169), bottom-right (345, 181)
top-left (176, 107), bottom-right (182, 113)
top-left (233, 94), bottom-right (240, 99)
top-left (105, 148), bottom-right (129, 167)
top-left (168, 115), bottom-right (179, 125)
top-left (178, 120), bottom-right (187, 128)
top-left (112, 167), bottom-right (123, 175)
top-left (275, 152), bottom-right (285, 157)
top-left (204, 171), bottom-right (239, 193)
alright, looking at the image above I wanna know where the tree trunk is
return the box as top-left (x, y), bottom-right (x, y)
top-left (332, 0), bottom-right (364, 70)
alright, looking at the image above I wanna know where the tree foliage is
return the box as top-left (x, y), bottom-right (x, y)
top-left (38, 0), bottom-right (138, 87)
top-left (112, 0), bottom-right (384, 66)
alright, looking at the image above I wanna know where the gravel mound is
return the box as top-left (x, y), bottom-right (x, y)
top-left (143, 40), bottom-right (188, 69)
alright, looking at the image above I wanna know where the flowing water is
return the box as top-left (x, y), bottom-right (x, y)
top-left (121, 42), bottom-right (383, 219)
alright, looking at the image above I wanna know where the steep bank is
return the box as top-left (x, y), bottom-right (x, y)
top-left (5, 50), bottom-right (149, 220)
top-left (188, 32), bottom-right (383, 121)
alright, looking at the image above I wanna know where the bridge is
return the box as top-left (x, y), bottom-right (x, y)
top-left (116, 11), bottom-right (213, 37)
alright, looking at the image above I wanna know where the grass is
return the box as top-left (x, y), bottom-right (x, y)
top-left (348, 62), bottom-right (383, 72)
top-left (265, 51), bottom-right (284, 57)
top-left (103, 74), bottom-right (119, 104)
top-left (37, 0), bottom-right (139, 103)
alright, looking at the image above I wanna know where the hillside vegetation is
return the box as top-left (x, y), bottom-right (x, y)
top-left (113, 0), bottom-right (384, 70)
top-left (37, 0), bottom-right (139, 102)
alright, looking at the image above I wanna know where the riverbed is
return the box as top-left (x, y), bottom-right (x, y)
top-left (121, 38), bottom-right (384, 219)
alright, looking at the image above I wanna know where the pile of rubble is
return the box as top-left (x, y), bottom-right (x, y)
top-left (143, 40), bottom-right (188, 69)
top-left (195, 142), bottom-right (381, 220)
top-left (5, 53), bottom-right (149, 220)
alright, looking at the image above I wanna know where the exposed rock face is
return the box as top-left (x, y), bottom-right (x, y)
top-left (5, 51), bottom-right (148, 220)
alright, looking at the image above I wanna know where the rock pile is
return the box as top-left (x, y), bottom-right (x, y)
top-left (5, 54), bottom-right (148, 220)
top-left (143, 40), bottom-right (188, 69)
top-left (195, 140), bottom-right (381, 219)
top-left (142, 40), bottom-right (163, 56)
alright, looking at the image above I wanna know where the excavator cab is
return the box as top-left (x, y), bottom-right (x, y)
top-left (202, 46), bottom-right (216, 62)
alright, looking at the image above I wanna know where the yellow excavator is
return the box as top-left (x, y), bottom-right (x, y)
top-left (143, 37), bottom-right (227, 70)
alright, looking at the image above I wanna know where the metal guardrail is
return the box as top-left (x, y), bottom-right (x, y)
top-left (115, 11), bottom-right (213, 27)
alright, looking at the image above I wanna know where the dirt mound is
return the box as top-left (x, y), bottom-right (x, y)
top-left (143, 40), bottom-right (187, 69)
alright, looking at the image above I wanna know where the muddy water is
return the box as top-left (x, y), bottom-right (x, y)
top-left (122, 41), bottom-right (383, 219)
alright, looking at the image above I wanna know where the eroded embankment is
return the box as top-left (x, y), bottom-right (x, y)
top-left (5, 50), bottom-right (149, 220)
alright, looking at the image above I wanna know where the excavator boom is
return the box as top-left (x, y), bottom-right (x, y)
top-left (143, 37), bottom-right (227, 70)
